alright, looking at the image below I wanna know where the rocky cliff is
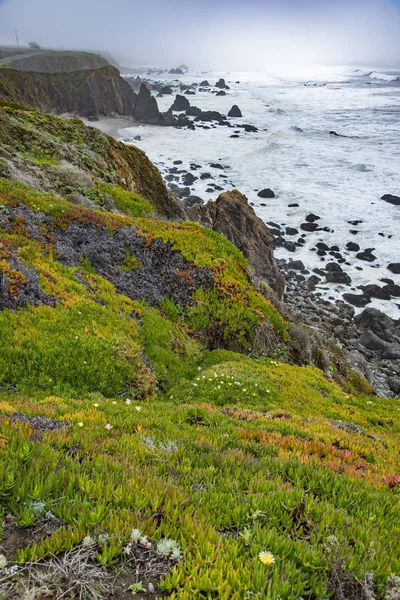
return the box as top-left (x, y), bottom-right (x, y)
top-left (0, 65), bottom-right (136, 118)
top-left (187, 190), bottom-right (286, 299)
top-left (1, 51), bottom-right (109, 72)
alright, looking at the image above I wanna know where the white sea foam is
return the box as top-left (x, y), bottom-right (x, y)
top-left (118, 66), bottom-right (400, 317)
top-left (369, 71), bottom-right (400, 82)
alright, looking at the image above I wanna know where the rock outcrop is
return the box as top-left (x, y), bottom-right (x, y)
top-left (187, 190), bottom-right (285, 298)
top-left (0, 65), bottom-right (136, 117)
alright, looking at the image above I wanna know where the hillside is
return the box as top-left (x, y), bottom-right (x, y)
top-left (0, 51), bottom-right (108, 73)
top-left (0, 104), bottom-right (399, 600)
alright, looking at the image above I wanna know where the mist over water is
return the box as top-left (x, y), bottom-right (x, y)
top-left (0, 0), bottom-right (400, 69)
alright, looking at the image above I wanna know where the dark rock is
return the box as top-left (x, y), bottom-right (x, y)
top-left (200, 80), bottom-right (210, 86)
top-left (343, 293), bottom-right (371, 307)
top-left (285, 227), bottom-right (298, 236)
top-left (184, 195), bottom-right (204, 208)
top-left (215, 78), bottom-right (229, 89)
top-left (187, 190), bottom-right (285, 298)
top-left (325, 262), bottom-right (342, 272)
top-left (383, 284), bottom-right (400, 297)
top-left (356, 251), bottom-right (377, 262)
top-left (300, 222), bottom-right (318, 232)
top-left (186, 106), bottom-right (203, 117)
top-left (171, 94), bottom-right (190, 111)
top-left (238, 124), bottom-right (258, 133)
top-left (216, 90), bottom-right (226, 96)
top-left (87, 115), bottom-right (99, 122)
top-left (388, 263), bottom-right (400, 274)
top-left (360, 284), bottom-right (391, 300)
top-left (210, 163), bottom-right (226, 170)
top-left (169, 68), bottom-right (184, 75)
top-left (134, 135), bottom-right (141, 141)
top-left (316, 242), bottom-right (330, 251)
top-left (182, 173), bottom-right (197, 186)
top-left (228, 105), bottom-right (242, 118)
top-left (288, 260), bottom-right (305, 271)
top-left (354, 308), bottom-right (395, 343)
top-left (257, 188), bottom-right (275, 199)
top-left (346, 242), bottom-right (360, 252)
top-left (326, 272), bottom-right (352, 285)
top-left (200, 173), bottom-right (212, 180)
top-left (160, 86), bottom-right (173, 95)
top-left (133, 83), bottom-right (169, 125)
top-left (288, 203), bottom-right (299, 207)
top-left (306, 213), bottom-right (320, 223)
top-left (381, 194), bottom-right (400, 206)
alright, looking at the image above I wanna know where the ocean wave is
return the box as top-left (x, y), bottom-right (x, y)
top-left (369, 71), bottom-right (400, 82)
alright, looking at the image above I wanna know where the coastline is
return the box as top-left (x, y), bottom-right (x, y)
top-left (80, 115), bottom-right (139, 139)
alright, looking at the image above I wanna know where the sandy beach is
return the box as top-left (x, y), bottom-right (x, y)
top-left (80, 116), bottom-right (139, 139)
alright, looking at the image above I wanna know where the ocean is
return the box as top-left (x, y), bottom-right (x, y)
top-left (118, 65), bottom-right (400, 317)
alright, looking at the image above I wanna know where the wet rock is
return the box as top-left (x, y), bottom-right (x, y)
top-left (228, 105), bottom-right (242, 118)
top-left (346, 242), bottom-right (360, 252)
top-left (257, 188), bottom-right (275, 199)
top-left (356, 251), bottom-right (377, 262)
top-left (171, 94), bottom-right (190, 111)
top-left (200, 80), bottom-right (210, 86)
top-left (182, 173), bottom-right (197, 186)
top-left (383, 283), bottom-right (400, 297)
top-left (216, 90), bottom-right (227, 96)
top-left (300, 222), bottom-right (318, 232)
top-left (210, 163), bottom-right (226, 170)
top-left (215, 78), bottom-right (229, 89)
top-left (360, 284), bottom-right (391, 300)
top-left (326, 272), bottom-right (352, 285)
top-left (343, 293), bottom-right (370, 307)
top-left (388, 263), bottom-right (400, 274)
top-left (286, 227), bottom-right (298, 236)
top-left (381, 194), bottom-right (400, 206)
top-left (160, 85), bottom-right (173, 95)
top-left (288, 260), bottom-right (305, 271)
top-left (306, 213), bottom-right (320, 223)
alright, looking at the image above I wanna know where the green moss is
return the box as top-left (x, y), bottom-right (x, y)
top-left (121, 249), bottom-right (141, 271)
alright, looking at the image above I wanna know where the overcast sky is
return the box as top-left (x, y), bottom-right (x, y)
top-left (0, 0), bottom-right (399, 69)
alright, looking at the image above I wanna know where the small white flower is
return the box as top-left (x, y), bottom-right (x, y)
top-left (126, 399), bottom-right (132, 405)
top-left (78, 422), bottom-right (84, 427)
top-left (105, 423), bottom-right (113, 430)
top-left (135, 406), bottom-right (142, 411)
top-left (93, 403), bottom-right (99, 407)
top-left (112, 401), bottom-right (117, 405)
top-left (193, 383), bottom-right (198, 387)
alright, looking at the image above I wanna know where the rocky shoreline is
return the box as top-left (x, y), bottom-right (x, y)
top-left (280, 260), bottom-right (400, 397)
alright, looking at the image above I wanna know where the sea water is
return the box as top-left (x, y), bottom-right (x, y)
top-left (119, 65), bottom-right (400, 317)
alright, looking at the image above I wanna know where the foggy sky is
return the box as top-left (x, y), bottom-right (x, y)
top-left (0, 0), bottom-right (399, 69)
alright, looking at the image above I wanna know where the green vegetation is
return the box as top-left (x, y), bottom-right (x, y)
top-left (0, 106), bottom-right (399, 599)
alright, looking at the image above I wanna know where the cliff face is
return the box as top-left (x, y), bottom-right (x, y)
top-left (187, 190), bottom-right (286, 299)
top-left (0, 65), bottom-right (136, 117)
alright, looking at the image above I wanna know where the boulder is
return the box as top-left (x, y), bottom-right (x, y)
top-left (388, 263), bottom-right (400, 274)
top-left (288, 260), bottom-right (305, 271)
top-left (228, 105), bottom-right (242, 118)
top-left (346, 242), bottom-right (360, 252)
top-left (342, 293), bottom-right (370, 307)
top-left (306, 213), bottom-right (320, 223)
top-left (381, 194), bottom-right (400, 206)
top-left (354, 308), bottom-right (396, 343)
top-left (160, 85), bottom-right (173, 95)
top-left (216, 90), bottom-right (226, 96)
top-left (356, 251), bottom-right (377, 262)
top-left (301, 222), bottom-right (318, 232)
top-left (326, 272), bottom-right (352, 285)
top-left (187, 190), bottom-right (285, 298)
top-left (257, 188), bottom-right (275, 199)
top-left (200, 80), bottom-right (210, 86)
top-left (215, 78), bottom-right (229, 89)
top-left (360, 284), bottom-right (391, 300)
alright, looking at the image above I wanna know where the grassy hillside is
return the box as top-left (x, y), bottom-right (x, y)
top-left (0, 51), bottom-right (108, 73)
top-left (0, 104), bottom-right (399, 600)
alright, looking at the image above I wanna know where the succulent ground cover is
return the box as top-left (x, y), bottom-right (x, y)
top-left (0, 103), bottom-right (399, 599)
